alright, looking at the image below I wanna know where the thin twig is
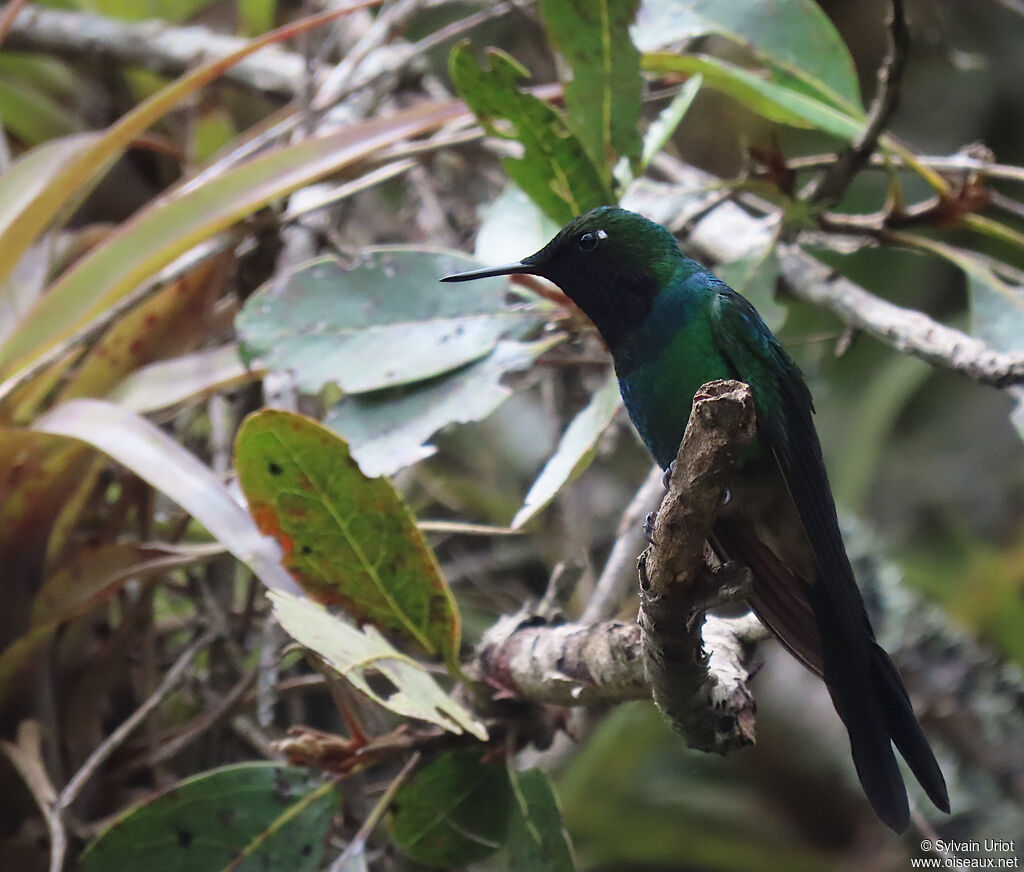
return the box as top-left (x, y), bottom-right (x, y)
top-left (810, 0), bottom-right (910, 204)
top-left (783, 151), bottom-right (1024, 186)
top-left (326, 752), bottom-right (420, 872)
top-left (777, 243), bottom-right (1024, 387)
top-left (0, 722), bottom-right (66, 872)
top-left (56, 628), bottom-right (217, 814)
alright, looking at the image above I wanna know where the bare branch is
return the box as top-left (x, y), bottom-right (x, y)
top-left (471, 382), bottom-right (765, 757)
top-left (777, 244), bottom-right (1024, 387)
top-left (639, 380), bottom-right (758, 754)
top-left (811, 0), bottom-right (910, 204)
top-left (4, 4), bottom-right (317, 98)
top-left (475, 614), bottom-right (650, 706)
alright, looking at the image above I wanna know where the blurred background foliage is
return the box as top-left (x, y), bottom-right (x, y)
top-left (0, 0), bottom-right (1021, 870)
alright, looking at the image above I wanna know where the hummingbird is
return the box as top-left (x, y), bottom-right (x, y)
top-left (442, 205), bottom-right (949, 833)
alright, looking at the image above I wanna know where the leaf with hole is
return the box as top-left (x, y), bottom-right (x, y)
top-left (269, 590), bottom-right (486, 739)
top-left (236, 410), bottom-right (461, 664)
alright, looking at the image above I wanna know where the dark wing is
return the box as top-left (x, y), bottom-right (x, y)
top-left (709, 284), bottom-right (948, 831)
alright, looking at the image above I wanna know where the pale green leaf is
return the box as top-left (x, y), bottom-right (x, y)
top-left (512, 372), bottom-right (620, 529)
top-left (269, 590), bottom-right (487, 739)
top-left (326, 338), bottom-right (563, 478)
top-left (237, 249), bottom-right (541, 395)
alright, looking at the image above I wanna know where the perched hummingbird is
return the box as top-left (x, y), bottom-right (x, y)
top-left (442, 206), bottom-right (949, 833)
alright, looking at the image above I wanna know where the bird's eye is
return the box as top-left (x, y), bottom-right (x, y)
top-left (578, 230), bottom-right (603, 251)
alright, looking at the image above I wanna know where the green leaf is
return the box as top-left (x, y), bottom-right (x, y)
top-left (80, 763), bottom-right (336, 872)
top-left (505, 768), bottom-right (576, 872)
top-left (0, 77), bottom-right (82, 145)
top-left (32, 399), bottom-right (299, 593)
top-left (1, 98), bottom-right (467, 377)
top-left (326, 337), bottom-right (563, 477)
top-left (538, 0), bottom-right (644, 176)
top-left (643, 53), bottom-right (864, 141)
top-left (237, 249), bottom-right (542, 395)
top-left (512, 372), bottom-right (620, 529)
top-left (235, 410), bottom-right (461, 663)
top-left (640, 73), bottom-right (702, 171)
top-left (269, 590), bottom-right (486, 739)
top-left (391, 750), bottom-right (511, 866)
top-left (633, 0), bottom-right (862, 111)
top-left (449, 43), bottom-right (614, 224)
top-left (715, 246), bottom-right (788, 333)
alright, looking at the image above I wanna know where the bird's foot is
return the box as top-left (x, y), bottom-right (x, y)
top-left (661, 461), bottom-right (676, 490)
top-left (642, 511), bottom-right (658, 545)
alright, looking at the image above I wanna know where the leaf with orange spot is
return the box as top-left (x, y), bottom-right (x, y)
top-left (235, 410), bottom-right (461, 668)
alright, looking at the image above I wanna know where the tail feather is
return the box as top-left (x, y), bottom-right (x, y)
top-left (807, 584), bottom-right (921, 833)
top-left (872, 643), bottom-right (950, 813)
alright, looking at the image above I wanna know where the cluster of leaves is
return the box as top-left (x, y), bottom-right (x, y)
top-left (1, 0), bottom-right (1022, 870)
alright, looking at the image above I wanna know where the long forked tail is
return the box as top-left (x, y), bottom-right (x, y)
top-left (810, 585), bottom-right (949, 833)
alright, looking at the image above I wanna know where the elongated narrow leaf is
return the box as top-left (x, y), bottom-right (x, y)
top-left (32, 542), bottom-right (225, 628)
top-left (539, 0), bottom-right (644, 174)
top-left (269, 590), bottom-right (486, 739)
top-left (80, 763), bottom-right (336, 872)
top-left (0, 3), bottom-right (381, 295)
top-left (634, 0), bottom-right (862, 111)
top-left (391, 750), bottom-right (511, 866)
top-left (56, 252), bottom-right (231, 403)
top-left (450, 44), bottom-right (613, 224)
top-left (1, 99), bottom-right (468, 375)
top-left (108, 344), bottom-right (261, 413)
top-left (237, 249), bottom-right (541, 394)
top-left (235, 410), bottom-right (460, 663)
top-left (640, 74), bottom-right (702, 171)
top-left (512, 372), bottom-right (620, 529)
top-left (32, 399), bottom-right (298, 593)
top-left (643, 53), bottom-right (864, 141)
top-left (326, 337), bottom-right (563, 478)
top-left (506, 768), bottom-right (576, 872)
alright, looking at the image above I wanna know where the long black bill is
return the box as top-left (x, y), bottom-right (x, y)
top-left (440, 262), bottom-right (537, 282)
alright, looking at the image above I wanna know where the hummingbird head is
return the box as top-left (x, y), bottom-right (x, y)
top-left (442, 206), bottom-right (687, 347)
